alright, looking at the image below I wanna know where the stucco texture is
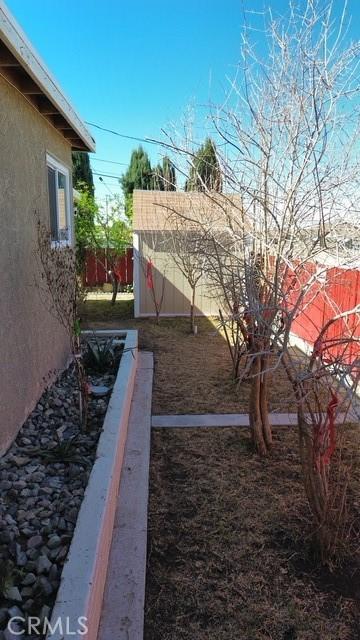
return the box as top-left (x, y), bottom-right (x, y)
top-left (0, 75), bottom-right (73, 454)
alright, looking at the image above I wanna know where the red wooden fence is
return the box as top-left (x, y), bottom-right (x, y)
top-left (84, 247), bottom-right (133, 287)
top-left (286, 264), bottom-right (360, 366)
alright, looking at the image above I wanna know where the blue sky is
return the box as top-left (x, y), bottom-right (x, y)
top-left (5, 0), bottom-right (360, 203)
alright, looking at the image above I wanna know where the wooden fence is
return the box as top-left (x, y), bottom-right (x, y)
top-left (286, 265), bottom-right (360, 366)
top-left (84, 247), bottom-right (133, 287)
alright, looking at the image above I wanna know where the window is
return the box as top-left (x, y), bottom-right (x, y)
top-left (46, 154), bottom-right (71, 245)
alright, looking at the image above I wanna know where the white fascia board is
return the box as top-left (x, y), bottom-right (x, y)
top-left (0, 1), bottom-right (95, 152)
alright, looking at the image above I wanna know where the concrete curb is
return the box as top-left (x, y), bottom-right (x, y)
top-left (151, 412), bottom-right (348, 428)
top-left (98, 352), bottom-right (154, 640)
top-left (47, 330), bottom-right (138, 640)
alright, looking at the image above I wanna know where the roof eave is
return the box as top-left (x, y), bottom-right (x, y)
top-left (0, 1), bottom-right (95, 152)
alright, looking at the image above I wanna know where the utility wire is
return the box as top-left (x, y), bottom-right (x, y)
top-left (93, 171), bottom-right (121, 179)
top-left (91, 158), bottom-right (128, 166)
top-left (85, 121), bottom-right (202, 151)
top-left (85, 121), bottom-right (158, 146)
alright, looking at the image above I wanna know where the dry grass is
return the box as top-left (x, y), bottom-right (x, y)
top-left (145, 427), bottom-right (360, 640)
top-left (80, 296), bottom-right (299, 414)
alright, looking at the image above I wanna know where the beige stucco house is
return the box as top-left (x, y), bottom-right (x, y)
top-left (0, 2), bottom-right (95, 454)
top-left (133, 190), bottom-right (244, 318)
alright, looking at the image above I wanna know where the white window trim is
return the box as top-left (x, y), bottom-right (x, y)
top-left (46, 153), bottom-right (72, 248)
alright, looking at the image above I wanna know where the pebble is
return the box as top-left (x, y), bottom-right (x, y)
top-left (47, 535), bottom-right (61, 549)
top-left (22, 599), bottom-right (35, 612)
top-left (12, 457), bottom-right (30, 467)
top-left (0, 360), bottom-right (114, 632)
top-left (0, 531), bottom-right (12, 544)
top-left (37, 576), bottom-right (53, 596)
top-left (39, 604), bottom-right (51, 622)
top-left (21, 573), bottom-right (36, 586)
top-left (4, 587), bottom-right (22, 603)
top-left (36, 554), bottom-right (52, 574)
top-left (27, 535), bottom-right (43, 549)
top-left (7, 607), bottom-right (22, 619)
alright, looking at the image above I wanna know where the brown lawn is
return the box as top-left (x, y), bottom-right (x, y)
top-left (80, 295), bottom-right (298, 414)
top-left (82, 293), bottom-right (360, 640)
top-left (145, 426), bottom-right (360, 640)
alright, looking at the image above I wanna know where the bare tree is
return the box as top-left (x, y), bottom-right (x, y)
top-left (159, 1), bottom-right (360, 556)
top-left (164, 0), bottom-right (360, 442)
top-left (139, 230), bottom-right (169, 324)
top-left (164, 212), bottom-right (206, 333)
top-left (35, 214), bottom-right (89, 430)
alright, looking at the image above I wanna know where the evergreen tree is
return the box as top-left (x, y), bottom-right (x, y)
top-left (121, 146), bottom-right (153, 196)
top-left (121, 147), bottom-right (153, 218)
top-left (72, 152), bottom-right (94, 194)
top-left (151, 156), bottom-right (176, 191)
top-left (161, 156), bottom-right (176, 190)
top-left (185, 138), bottom-right (222, 192)
top-left (152, 163), bottom-right (165, 190)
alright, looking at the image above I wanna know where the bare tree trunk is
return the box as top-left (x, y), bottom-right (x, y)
top-left (190, 285), bottom-right (196, 334)
top-left (249, 355), bottom-right (267, 455)
top-left (260, 354), bottom-right (272, 449)
top-left (110, 271), bottom-right (119, 305)
top-left (249, 352), bottom-right (272, 456)
top-left (298, 408), bottom-right (325, 523)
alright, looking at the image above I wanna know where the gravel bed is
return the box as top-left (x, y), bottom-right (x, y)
top-left (0, 341), bottom-right (121, 639)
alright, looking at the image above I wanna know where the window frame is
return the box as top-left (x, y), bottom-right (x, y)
top-left (46, 153), bottom-right (72, 248)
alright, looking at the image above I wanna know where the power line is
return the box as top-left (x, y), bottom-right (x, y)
top-left (85, 121), bottom-right (159, 146)
top-left (93, 171), bottom-right (121, 179)
top-left (91, 158), bottom-right (128, 166)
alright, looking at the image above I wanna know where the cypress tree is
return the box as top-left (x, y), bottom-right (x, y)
top-left (161, 156), bottom-right (176, 190)
top-left (72, 152), bottom-right (94, 194)
top-left (121, 146), bottom-right (153, 196)
top-left (185, 138), bottom-right (222, 192)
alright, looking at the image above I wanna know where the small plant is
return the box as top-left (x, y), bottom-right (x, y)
top-left (39, 434), bottom-right (85, 464)
top-left (84, 337), bottom-right (114, 373)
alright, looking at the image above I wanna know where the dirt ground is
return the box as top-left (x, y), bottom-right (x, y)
top-left (80, 296), bottom-right (299, 414)
top-left (82, 293), bottom-right (359, 638)
top-left (145, 426), bottom-right (360, 640)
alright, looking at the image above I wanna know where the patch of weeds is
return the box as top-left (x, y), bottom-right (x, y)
top-left (39, 434), bottom-right (86, 465)
top-left (83, 337), bottom-right (115, 373)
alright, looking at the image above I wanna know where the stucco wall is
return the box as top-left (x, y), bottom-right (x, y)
top-left (0, 76), bottom-right (73, 455)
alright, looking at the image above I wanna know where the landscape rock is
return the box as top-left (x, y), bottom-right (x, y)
top-left (4, 587), bottom-right (22, 603)
top-left (47, 535), bottom-right (61, 549)
top-left (0, 349), bottom-right (115, 632)
top-left (27, 535), bottom-right (43, 549)
top-left (21, 573), bottom-right (36, 586)
top-left (36, 555), bottom-right (51, 574)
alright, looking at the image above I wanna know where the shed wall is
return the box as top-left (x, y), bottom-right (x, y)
top-left (135, 232), bottom-right (220, 317)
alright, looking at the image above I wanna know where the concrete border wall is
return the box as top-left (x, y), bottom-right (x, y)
top-left (47, 330), bottom-right (138, 640)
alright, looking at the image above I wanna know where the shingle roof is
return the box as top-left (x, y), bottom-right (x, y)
top-left (133, 190), bottom-right (244, 231)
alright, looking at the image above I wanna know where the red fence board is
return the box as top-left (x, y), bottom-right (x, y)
top-left (286, 264), bottom-right (360, 366)
top-left (84, 247), bottom-right (133, 287)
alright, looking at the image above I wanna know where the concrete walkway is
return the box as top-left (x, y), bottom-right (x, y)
top-left (152, 412), bottom-right (348, 428)
top-left (97, 352), bottom-right (153, 640)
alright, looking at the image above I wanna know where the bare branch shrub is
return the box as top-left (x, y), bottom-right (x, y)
top-left (35, 214), bottom-right (89, 430)
top-left (159, 0), bottom-right (360, 555)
